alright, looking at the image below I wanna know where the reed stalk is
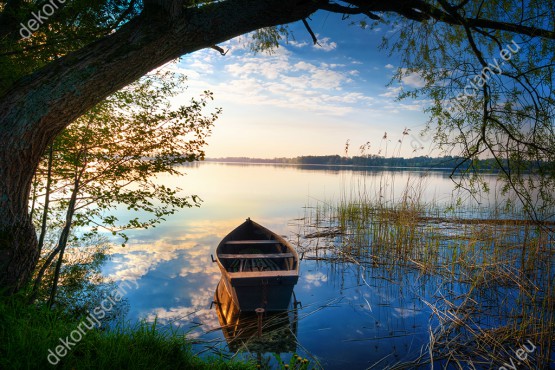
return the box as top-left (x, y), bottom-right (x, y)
top-left (295, 173), bottom-right (555, 368)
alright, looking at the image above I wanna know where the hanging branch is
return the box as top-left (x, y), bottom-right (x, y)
top-left (302, 18), bottom-right (319, 46)
top-left (211, 45), bottom-right (229, 56)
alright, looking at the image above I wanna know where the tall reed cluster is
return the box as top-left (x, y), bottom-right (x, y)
top-left (295, 173), bottom-right (554, 368)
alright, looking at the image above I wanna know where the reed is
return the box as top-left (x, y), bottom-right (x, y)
top-left (295, 173), bottom-right (555, 368)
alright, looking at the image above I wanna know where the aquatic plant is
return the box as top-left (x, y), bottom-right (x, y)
top-left (294, 173), bottom-right (554, 368)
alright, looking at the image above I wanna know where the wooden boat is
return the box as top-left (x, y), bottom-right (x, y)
top-left (213, 218), bottom-right (299, 311)
top-left (213, 278), bottom-right (298, 353)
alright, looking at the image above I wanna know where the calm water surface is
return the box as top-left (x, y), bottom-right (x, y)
top-left (101, 162), bottom-right (511, 369)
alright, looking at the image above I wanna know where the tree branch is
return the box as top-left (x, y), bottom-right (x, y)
top-left (210, 45), bottom-right (229, 55)
top-left (316, 1), bottom-right (381, 20)
top-left (302, 19), bottom-right (319, 45)
top-left (416, 0), bottom-right (555, 39)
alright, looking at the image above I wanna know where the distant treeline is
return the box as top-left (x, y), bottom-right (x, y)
top-left (205, 155), bottom-right (519, 171)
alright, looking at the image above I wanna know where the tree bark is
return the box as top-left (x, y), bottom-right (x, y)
top-left (0, 0), bottom-right (319, 294)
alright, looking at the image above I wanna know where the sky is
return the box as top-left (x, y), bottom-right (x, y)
top-left (168, 11), bottom-right (434, 159)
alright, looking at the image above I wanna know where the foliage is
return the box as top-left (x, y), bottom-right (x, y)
top-left (0, 0), bottom-right (142, 94)
top-left (32, 70), bottom-right (219, 244)
top-left (250, 26), bottom-right (290, 54)
top-left (27, 68), bottom-right (218, 306)
top-left (29, 232), bottom-right (127, 320)
top-left (380, 1), bottom-right (555, 221)
top-left (204, 155), bottom-right (543, 173)
top-left (0, 293), bottom-right (255, 370)
top-left (271, 353), bottom-right (312, 370)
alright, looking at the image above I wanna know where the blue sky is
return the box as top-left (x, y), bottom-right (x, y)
top-left (171, 11), bottom-right (434, 159)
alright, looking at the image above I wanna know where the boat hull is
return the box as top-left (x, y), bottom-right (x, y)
top-left (215, 218), bottom-right (300, 312)
top-left (221, 271), bottom-right (298, 311)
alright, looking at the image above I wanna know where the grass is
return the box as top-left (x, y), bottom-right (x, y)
top-left (0, 293), bottom-right (256, 370)
top-left (294, 173), bottom-right (555, 368)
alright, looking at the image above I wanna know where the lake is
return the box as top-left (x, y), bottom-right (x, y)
top-left (100, 162), bottom-right (551, 369)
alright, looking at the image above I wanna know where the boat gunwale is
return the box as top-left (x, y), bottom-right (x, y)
top-left (215, 218), bottom-right (300, 276)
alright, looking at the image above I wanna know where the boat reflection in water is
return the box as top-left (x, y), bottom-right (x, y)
top-left (213, 278), bottom-right (299, 353)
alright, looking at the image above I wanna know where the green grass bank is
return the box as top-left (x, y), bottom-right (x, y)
top-left (0, 294), bottom-right (255, 370)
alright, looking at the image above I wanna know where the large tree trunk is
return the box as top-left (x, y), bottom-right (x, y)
top-left (0, 129), bottom-right (42, 294)
top-left (0, 0), bottom-right (319, 294)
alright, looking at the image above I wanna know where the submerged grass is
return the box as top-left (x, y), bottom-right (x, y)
top-left (295, 173), bottom-right (555, 369)
top-left (0, 293), bottom-right (255, 370)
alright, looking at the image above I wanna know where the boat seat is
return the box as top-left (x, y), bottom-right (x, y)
top-left (225, 240), bottom-right (282, 245)
top-left (218, 253), bottom-right (294, 259)
top-left (222, 253), bottom-right (295, 272)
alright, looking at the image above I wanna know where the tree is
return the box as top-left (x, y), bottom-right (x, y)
top-left (0, 0), bottom-right (554, 294)
top-left (27, 70), bottom-right (217, 305)
top-left (385, 1), bottom-right (555, 221)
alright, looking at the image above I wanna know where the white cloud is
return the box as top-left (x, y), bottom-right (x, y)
top-left (315, 37), bottom-right (337, 52)
top-left (177, 47), bottom-right (371, 116)
top-left (303, 271), bottom-right (328, 288)
top-left (294, 61), bottom-right (317, 72)
top-left (322, 92), bottom-right (374, 105)
top-left (105, 220), bottom-right (229, 283)
top-left (219, 34), bottom-right (251, 54)
top-left (173, 38), bottom-right (427, 123)
top-left (309, 69), bottom-right (346, 89)
top-left (401, 71), bottom-right (426, 88)
top-left (289, 40), bottom-right (308, 48)
top-left (392, 307), bottom-right (422, 319)
top-left (379, 86), bottom-right (402, 98)
top-left (398, 102), bottom-right (426, 111)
